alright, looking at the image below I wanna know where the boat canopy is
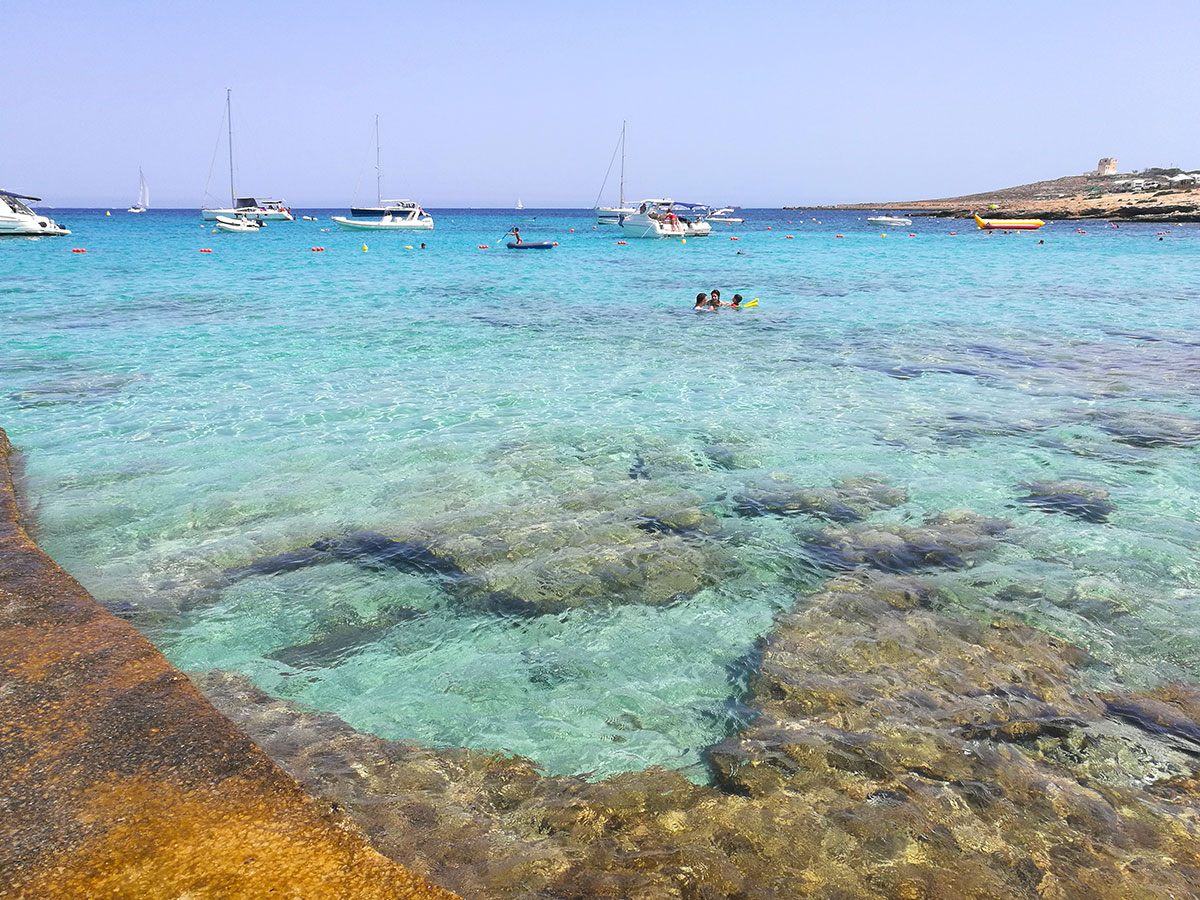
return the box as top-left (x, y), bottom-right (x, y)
top-left (0, 190), bottom-right (42, 201)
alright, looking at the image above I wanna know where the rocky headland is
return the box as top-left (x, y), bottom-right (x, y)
top-left (801, 167), bottom-right (1200, 222)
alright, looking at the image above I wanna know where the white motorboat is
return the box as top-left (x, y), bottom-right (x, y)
top-left (0, 190), bottom-right (70, 236)
top-left (333, 204), bottom-right (433, 231)
top-left (595, 120), bottom-right (636, 224)
top-left (201, 90), bottom-right (295, 222)
top-left (708, 207), bottom-right (745, 224)
top-left (214, 215), bottom-right (263, 233)
top-left (127, 167), bottom-right (149, 213)
top-left (867, 215), bottom-right (913, 227)
top-left (339, 116), bottom-right (433, 229)
top-left (619, 199), bottom-right (712, 238)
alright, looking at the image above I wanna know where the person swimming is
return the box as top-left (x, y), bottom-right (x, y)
top-left (694, 292), bottom-right (708, 309)
top-left (731, 294), bottom-right (743, 307)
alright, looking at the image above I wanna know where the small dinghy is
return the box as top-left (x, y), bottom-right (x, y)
top-left (215, 215), bottom-right (263, 233)
top-left (507, 241), bottom-right (555, 250)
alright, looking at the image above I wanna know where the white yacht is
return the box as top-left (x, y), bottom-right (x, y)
top-left (595, 121), bottom-right (636, 224)
top-left (867, 215), bottom-right (913, 227)
top-left (203, 198), bottom-right (293, 221)
top-left (127, 167), bottom-right (149, 213)
top-left (708, 207), bottom-right (745, 224)
top-left (336, 116), bottom-right (433, 230)
top-left (333, 200), bottom-right (433, 231)
top-left (0, 191), bottom-right (70, 236)
top-left (619, 199), bottom-right (712, 238)
top-left (201, 90), bottom-right (295, 222)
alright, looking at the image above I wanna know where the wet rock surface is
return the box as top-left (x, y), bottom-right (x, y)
top-left (0, 429), bottom-right (457, 900)
top-left (1016, 479), bottom-right (1117, 523)
top-left (194, 568), bottom-right (1200, 900)
top-left (734, 474), bottom-right (908, 522)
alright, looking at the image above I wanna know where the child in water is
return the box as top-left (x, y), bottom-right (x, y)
top-left (694, 293), bottom-right (708, 309)
top-left (730, 294), bottom-right (743, 308)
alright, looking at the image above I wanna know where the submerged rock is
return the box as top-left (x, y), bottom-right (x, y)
top-left (216, 485), bottom-right (730, 617)
top-left (192, 567), bottom-right (1200, 900)
top-left (1016, 479), bottom-right (1117, 523)
top-left (800, 509), bottom-right (1011, 573)
top-left (1093, 409), bottom-right (1200, 448)
top-left (734, 474), bottom-right (908, 522)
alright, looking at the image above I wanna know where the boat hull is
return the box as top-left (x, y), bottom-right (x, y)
top-left (506, 241), bottom-right (554, 250)
top-left (597, 206), bottom-right (636, 224)
top-left (0, 216), bottom-right (69, 236)
top-left (619, 214), bottom-right (712, 239)
top-left (974, 213), bottom-right (1044, 231)
top-left (867, 216), bottom-right (911, 226)
top-left (332, 216), bottom-right (434, 231)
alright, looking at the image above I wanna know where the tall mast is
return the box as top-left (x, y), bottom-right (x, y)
top-left (619, 120), bottom-right (626, 208)
top-left (375, 114), bottom-right (382, 206)
top-left (226, 89), bottom-right (235, 208)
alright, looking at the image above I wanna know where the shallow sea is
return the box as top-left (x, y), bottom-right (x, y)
top-left (3, 208), bottom-right (1199, 779)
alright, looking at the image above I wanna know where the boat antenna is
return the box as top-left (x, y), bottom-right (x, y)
top-left (619, 120), bottom-right (626, 209)
top-left (375, 114), bottom-right (382, 207)
top-left (226, 88), bottom-right (236, 208)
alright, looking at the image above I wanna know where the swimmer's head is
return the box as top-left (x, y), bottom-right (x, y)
top-left (710, 289), bottom-right (721, 300)
top-left (695, 293), bottom-right (708, 307)
top-left (732, 294), bottom-right (743, 306)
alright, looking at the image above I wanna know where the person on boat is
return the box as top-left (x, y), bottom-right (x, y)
top-left (639, 203), bottom-right (647, 214)
top-left (694, 293), bottom-right (708, 309)
top-left (508, 226), bottom-right (522, 245)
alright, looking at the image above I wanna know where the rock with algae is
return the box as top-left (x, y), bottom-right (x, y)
top-left (218, 483), bottom-right (730, 617)
top-left (734, 474), bottom-right (908, 522)
top-left (193, 568), bottom-right (1200, 900)
top-left (1016, 479), bottom-right (1117, 523)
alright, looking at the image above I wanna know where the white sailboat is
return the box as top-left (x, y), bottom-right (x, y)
top-left (515, 198), bottom-right (524, 210)
top-left (333, 115), bottom-right (433, 231)
top-left (201, 89), bottom-right (293, 223)
top-left (596, 121), bottom-right (636, 224)
top-left (127, 167), bottom-right (149, 213)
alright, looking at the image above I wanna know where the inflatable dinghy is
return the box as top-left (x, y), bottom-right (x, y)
top-left (506, 241), bottom-right (555, 250)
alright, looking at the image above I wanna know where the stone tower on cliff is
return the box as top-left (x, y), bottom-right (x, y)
top-left (1096, 157), bottom-right (1118, 176)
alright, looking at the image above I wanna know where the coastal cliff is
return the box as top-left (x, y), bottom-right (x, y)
top-left (804, 169), bottom-right (1200, 221)
top-left (0, 429), bottom-right (457, 900)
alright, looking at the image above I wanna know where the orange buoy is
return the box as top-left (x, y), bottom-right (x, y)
top-left (616, 241), bottom-right (626, 245)
top-left (909, 233), bottom-right (916, 237)
top-left (729, 236), bottom-right (739, 241)
top-left (766, 226), bottom-right (772, 230)
top-left (785, 235), bottom-right (794, 239)
top-left (478, 245), bottom-right (489, 249)
top-left (569, 228), bottom-right (575, 232)
top-left (199, 248), bottom-right (212, 253)
top-left (72, 248), bottom-right (86, 253)
top-left (835, 234), bottom-right (844, 238)
top-left (949, 232), bottom-right (957, 236)
top-left (552, 242), bottom-right (559, 246)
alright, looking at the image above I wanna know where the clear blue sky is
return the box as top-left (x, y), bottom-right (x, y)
top-left (5, 1), bottom-right (1197, 208)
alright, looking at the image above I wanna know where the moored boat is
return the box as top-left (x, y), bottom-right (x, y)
top-left (0, 190), bottom-right (70, 236)
top-left (201, 90), bottom-right (295, 222)
top-left (708, 207), bottom-right (745, 224)
top-left (214, 214), bottom-right (263, 233)
top-left (974, 213), bottom-right (1045, 231)
top-left (595, 121), bottom-right (636, 224)
top-left (619, 199), bottom-right (712, 238)
top-left (867, 215), bottom-right (912, 227)
top-left (340, 116), bottom-right (433, 229)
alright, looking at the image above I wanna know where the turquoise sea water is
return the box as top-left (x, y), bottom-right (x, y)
top-left (3, 208), bottom-right (1199, 779)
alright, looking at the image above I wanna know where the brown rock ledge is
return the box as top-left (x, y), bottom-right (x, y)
top-left (0, 428), bottom-right (458, 900)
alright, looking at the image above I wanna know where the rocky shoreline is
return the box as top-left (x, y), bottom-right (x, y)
top-left (793, 170), bottom-right (1200, 222)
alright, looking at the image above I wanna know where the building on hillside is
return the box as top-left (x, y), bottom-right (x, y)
top-left (1095, 157), bottom-right (1118, 176)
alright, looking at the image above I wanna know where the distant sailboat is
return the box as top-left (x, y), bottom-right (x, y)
top-left (127, 167), bottom-right (149, 214)
top-left (515, 198), bottom-right (523, 210)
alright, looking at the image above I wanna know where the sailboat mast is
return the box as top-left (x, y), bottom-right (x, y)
top-left (226, 89), bottom-right (235, 208)
top-left (619, 120), bottom-right (626, 208)
top-left (375, 114), bottom-right (382, 207)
